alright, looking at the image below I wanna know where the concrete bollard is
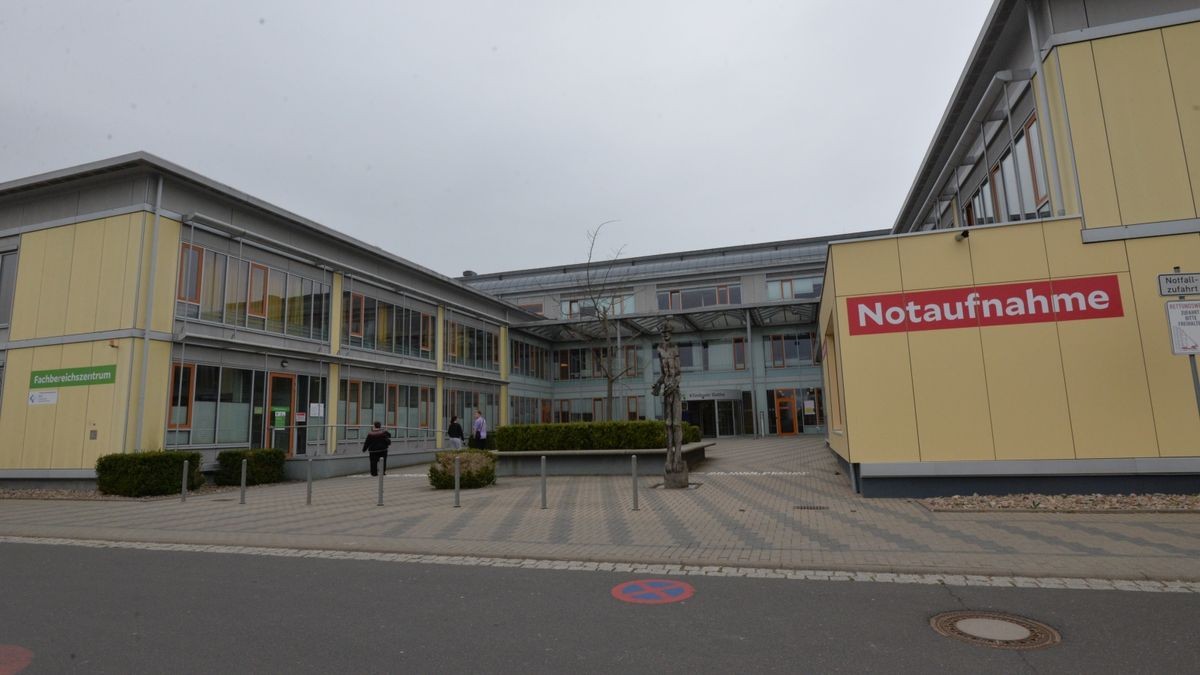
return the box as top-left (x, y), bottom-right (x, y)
top-left (377, 469), bottom-right (384, 507)
top-left (631, 454), bottom-right (638, 511)
top-left (181, 459), bottom-right (189, 503)
top-left (540, 455), bottom-right (547, 510)
top-left (453, 455), bottom-right (461, 508)
top-left (239, 458), bottom-right (247, 505)
top-left (306, 457), bottom-right (313, 505)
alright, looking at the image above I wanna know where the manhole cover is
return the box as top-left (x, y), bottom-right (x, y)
top-left (930, 611), bottom-right (1060, 650)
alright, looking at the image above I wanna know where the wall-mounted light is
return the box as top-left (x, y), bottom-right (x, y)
top-left (955, 229), bottom-right (970, 242)
top-left (280, 359), bottom-right (289, 369)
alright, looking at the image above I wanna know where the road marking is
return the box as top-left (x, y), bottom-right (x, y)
top-left (612, 579), bottom-right (695, 604)
top-left (1, 535), bottom-right (1195, 593)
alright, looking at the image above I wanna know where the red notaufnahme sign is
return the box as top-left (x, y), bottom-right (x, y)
top-left (847, 275), bottom-right (1124, 335)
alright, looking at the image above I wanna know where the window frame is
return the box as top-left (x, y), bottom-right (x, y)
top-left (733, 337), bottom-right (746, 370)
top-left (168, 363), bottom-right (196, 429)
top-left (177, 243), bottom-right (203, 305)
top-left (1023, 115), bottom-right (1049, 207)
top-left (247, 263), bottom-right (269, 319)
top-left (348, 292), bottom-right (365, 337)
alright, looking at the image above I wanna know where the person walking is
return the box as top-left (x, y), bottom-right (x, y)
top-left (447, 415), bottom-right (465, 450)
top-left (470, 409), bottom-right (488, 449)
top-left (362, 421), bottom-right (392, 476)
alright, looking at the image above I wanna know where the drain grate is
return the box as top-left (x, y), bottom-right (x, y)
top-left (210, 498), bottom-right (236, 502)
top-left (793, 505), bottom-right (828, 510)
top-left (930, 611), bottom-right (1061, 650)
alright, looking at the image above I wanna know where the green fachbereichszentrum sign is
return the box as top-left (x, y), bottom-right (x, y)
top-left (29, 365), bottom-right (117, 389)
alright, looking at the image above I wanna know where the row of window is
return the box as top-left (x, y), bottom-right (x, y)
top-left (765, 276), bottom-right (823, 301)
top-left (656, 283), bottom-right (742, 311)
top-left (177, 244), bottom-right (333, 340)
top-left (166, 364), bottom-right (327, 451)
top-left (444, 320), bottom-right (501, 371)
top-left (963, 115), bottom-right (1050, 226)
top-left (511, 340), bottom-right (553, 380)
top-left (560, 295), bottom-right (636, 319)
top-left (554, 346), bottom-right (641, 380)
top-left (509, 395), bottom-right (645, 424)
top-left (337, 379), bottom-right (437, 441)
top-left (342, 290), bottom-right (437, 360)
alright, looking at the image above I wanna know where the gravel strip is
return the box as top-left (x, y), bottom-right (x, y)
top-left (0, 484), bottom-right (241, 502)
top-left (921, 493), bottom-right (1200, 513)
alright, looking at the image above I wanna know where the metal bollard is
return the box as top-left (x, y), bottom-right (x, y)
top-left (377, 470), bottom-right (384, 507)
top-left (453, 455), bottom-right (461, 508)
top-left (239, 458), bottom-right (247, 505)
top-left (181, 459), bottom-right (189, 503)
top-left (306, 457), bottom-right (313, 505)
top-left (631, 454), bottom-right (638, 511)
top-left (540, 455), bottom-right (547, 509)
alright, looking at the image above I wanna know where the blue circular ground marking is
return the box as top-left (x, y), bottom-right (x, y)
top-left (611, 578), bottom-right (695, 605)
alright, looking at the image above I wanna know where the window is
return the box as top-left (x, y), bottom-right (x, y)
top-left (766, 276), bottom-right (822, 301)
top-left (177, 244), bottom-right (202, 304)
top-left (658, 284), bottom-right (741, 310)
top-left (348, 292), bottom-right (364, 337)
top-left (169, 364), bottom-right (195, 428)
top-left (623, 345), bottom-right (639, 377)
top-left (560, 295), bottom-right (634, 318)
top-left (200, 250), bottom-right (226, 323)
top-left (518, 302), bottom-right (544, 316)
top-left (1021, 116), bottom-right (1050, 215)
top-left (733, 337), bottom-right (746, 370)
top-left (266, 269), bottom-right (286, 333)
top-left (248, 263), bottom-right (268, 318)
top-left (0, 251), bottom-right (18, 325)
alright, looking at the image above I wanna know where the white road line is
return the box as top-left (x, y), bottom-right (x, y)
top-left (1, 535), bottom-right (1194, 593)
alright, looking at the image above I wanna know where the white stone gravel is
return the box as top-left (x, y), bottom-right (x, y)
top-left (1, 534), bottom-right (1196, 593)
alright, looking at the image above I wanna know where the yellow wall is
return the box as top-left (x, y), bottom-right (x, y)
top-left (827, 219), bottom-right (1200, 465)
top-left (1055, 24), bottom-right (1200, 229)
top-left (9, 212), bottom-right (180, 340)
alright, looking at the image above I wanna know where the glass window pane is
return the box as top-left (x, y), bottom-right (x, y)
top-left (248, 264), bottom-right (268, 318)
top-left (217, 366), bottom-right (254, 443)
top-left (226, 259), bottom-right (249, 327)
top-left (729, 285), bottom-right (741, 304)
top-left (200, 251), bottom-right (226, 322)
top-left (0, 252), bottom-right (18, 325)
top-left (286, 275), bottom-right (307, 338)
top-left (192, 365), bottom-right (220, 444)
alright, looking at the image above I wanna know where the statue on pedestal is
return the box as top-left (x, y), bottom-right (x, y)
top-left (652, 318), bottom-right (688, 488)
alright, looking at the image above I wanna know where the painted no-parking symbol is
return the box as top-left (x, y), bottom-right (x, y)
top-left (611, 579), bottom-right (695, 605)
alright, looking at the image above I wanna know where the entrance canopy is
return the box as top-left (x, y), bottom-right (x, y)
top-left (511, 300), bottom-right (818, 342)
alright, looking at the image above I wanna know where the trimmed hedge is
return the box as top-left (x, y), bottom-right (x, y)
top-left (493, 420), bottom-right (701, 452)
top-left (429, 450), bottom-right (496, 489)
top-left (96, 451), bottom-right (204, 497)
top-left (214, 449), bottom-right (286, 486)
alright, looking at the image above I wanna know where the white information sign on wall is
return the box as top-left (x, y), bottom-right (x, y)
top-left (1159, 273), bottom-right (1200, 296)
top-left (28, 390), bottom-right (58, 405)
top-left (1166, 300), bottom-right (1200, 355)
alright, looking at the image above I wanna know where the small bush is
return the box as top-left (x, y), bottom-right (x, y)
top-left (428, 450), bottom-right (496, 489)
top-left (214, 449), bottom-right (286, 486)
top-left (96, 450), bottom-right (204, 497)
top-left (493, 420), bottom-right (703, 452)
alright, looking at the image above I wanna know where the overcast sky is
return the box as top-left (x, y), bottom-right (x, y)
top-left (1, 1), bottom-right (992, 277)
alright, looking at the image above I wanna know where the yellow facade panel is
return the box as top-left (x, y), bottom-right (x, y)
top-left (1163, 22), bottom-right (1200, 212)
top-left (64, 222), bottom-right (104, 335)
top-left (329, 274), bottom-right (343, 354)
top-left (50, 342), bottom-right (92, 468)
top-left (150, 218), bottom-right (181, 333)
top-left (907, 328), bottom-right (994, 461)
top-left (896, 231), bottom-right (973, 291)
top-left (1125, 234), bottom-right (1200, 456)
top-left (95, 216), bottom-right (133, 333)
top-left (1092, 30), bottom-right (1196, 224)
top-left (836, 301), bottom-right (919, 462)
top-left (968, 221), bottom-right (1049, 285)
top-left (1057, 44), bottom-right (1122, 228)
top-left (23, 346), bottom-right (64, 468)
top-left (830, 238), bottom-right (902, 297)
top-left (1056, 273), bottom-right (1158, 458)
top-left (139, 340), bottom-right (172, 450)
top-left (8, 228), bottom-right (46, 341)
top-left (34, 226), bottom-right (75, 338)
top-left (120, 213), bottom-right (147, 328)
top-left (0, 349), bottom-right (32, 469)
top-left (979, 323), bottom-right (1075, 460)
top-left (1042, 219), bottom-right (1127, 278)
top-left (326, 363), bottom-right (340, 454)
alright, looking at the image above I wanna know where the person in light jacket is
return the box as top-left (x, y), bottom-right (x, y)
top-left (470, 409), bottom-right (488, 449)
top-left (447, 415), bottom-right (465, 450)
top-left (362, 421), bottom-right (392, 476)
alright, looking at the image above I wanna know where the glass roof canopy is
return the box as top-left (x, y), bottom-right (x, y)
top-left (510, 298), bottom-right (819, 342)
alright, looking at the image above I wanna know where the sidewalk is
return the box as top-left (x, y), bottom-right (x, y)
top-left (1, 437), bottom-right (1197, 581)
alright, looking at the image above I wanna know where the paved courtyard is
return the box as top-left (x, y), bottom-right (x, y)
top-left (1, 437), bottom-right (1197, 581)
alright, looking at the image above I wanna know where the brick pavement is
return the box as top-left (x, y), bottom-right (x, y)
top-left (0, 437), bottom-right (1197, 582)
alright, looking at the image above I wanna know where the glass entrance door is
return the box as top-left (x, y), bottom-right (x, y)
top-left (775, 389), bottom-right (798, 436)
top-left (267, 373), bottom-right (296, 455)
top-left (716, 400), bottom-right (737, 436)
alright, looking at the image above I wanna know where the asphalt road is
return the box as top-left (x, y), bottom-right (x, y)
top-left (1, 543), bottom-right (1196, 674)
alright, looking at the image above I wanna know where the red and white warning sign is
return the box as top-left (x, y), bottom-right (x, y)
top-left (1166, 300), bottom-right (1200, 355)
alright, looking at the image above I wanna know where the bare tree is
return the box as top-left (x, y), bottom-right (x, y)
top-left (581, 221), bottom-right (638, 421)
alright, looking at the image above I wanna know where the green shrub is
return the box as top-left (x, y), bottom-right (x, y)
top-left (96, 450), bottom-right (204, 497)
top-left (214, 449), bottom-right (286, 486)
top-left (494, 420), bottom-right (703, 452)
top-left (428, 450), bottom-right (496, 489)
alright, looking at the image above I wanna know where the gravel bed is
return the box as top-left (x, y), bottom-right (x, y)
top-left (921, 493), bottom-right (1200, 513)
top-left (0, 484), bottom-right (241, 501)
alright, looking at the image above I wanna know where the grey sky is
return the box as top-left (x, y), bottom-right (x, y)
top-left (1, 1), bottom-right (992, 276)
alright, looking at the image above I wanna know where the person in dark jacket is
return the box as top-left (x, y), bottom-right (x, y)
top-left (447, 415), bottom-right (465, 450)
top-left (362, 421), bottom-right (392, 476)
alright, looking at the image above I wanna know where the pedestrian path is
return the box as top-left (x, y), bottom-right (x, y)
top-left (0, 437), bottom-right (1197, 581)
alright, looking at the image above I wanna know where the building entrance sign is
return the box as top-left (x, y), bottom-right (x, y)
top-left (847, 275), bottom-right (1123, 335)
top-left (29, 365), bottom-right (117, 389)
